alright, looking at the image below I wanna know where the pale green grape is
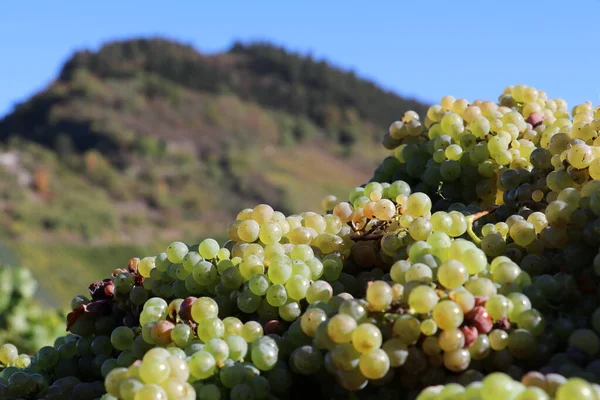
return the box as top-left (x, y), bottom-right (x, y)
top-left (358, 348), bottom-right (390, 380)
top-left (301, 308), bottom-right (327, 337)
top-left (286, 275), bottom-right (310, 300)
top-left (351, 323), bottom-right (383, 353)
top-left (438, 328), bottom-right (465, 353)
top-left (197, 317), bottom-right (224, 342)
top-left (166, 242), bottom-right (188, 263)
top-left (328, 314), bottom-right (357, 343)
top-left (188, 351), bottom-right (216, 380)
top-left (191, 297), bottom-right (218, 322)
top-left (437, 260), bottom-right (469, 289)
top-left (139, 356), bottom-right (170, 384)
top-left (266, 284), bottom-right (288, 307)
top-left (241, 321), bottom-right (263, 343)
top-left (366, 281), bottom-right (393, 310)
top-left (224, 335), bottom-right (248, 361)
top-left (392, 315), bottom-right (421, 345)
top-left (133, 384), bottom-right (167, 400)
top-left (432, 300), bottom-right (464, 330)
top-left (408, 285), bottom-right (439, 314)
top-left (485, 294), bottom-right (511, 321)
top-left (267, 255), bottom-right (293, 284)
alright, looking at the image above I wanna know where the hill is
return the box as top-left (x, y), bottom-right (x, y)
top-left (0, 38), bottom-right (428, 305)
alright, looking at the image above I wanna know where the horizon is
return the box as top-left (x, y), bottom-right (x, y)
top-left (2, 0), bottom-right (600, 118)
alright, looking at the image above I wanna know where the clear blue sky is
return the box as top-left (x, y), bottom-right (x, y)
top-left (1, 0), bottom-right (599, 118)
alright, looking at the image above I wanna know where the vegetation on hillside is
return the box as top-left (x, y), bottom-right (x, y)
top-left (0, 38), bottom-right (427, 305)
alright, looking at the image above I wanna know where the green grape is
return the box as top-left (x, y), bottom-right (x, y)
top-left (241, 321), bottom-right (263, 343)
top-left (267, 255), bottom-right (292, 284)
top-left (266, 284), bottom-right (288, 307)
top-left (489, 329), bottom-right (509, 351)
top-left (507, 292), bottom-right (532, 322)
top-left (444, 348), bottom-right (471, 372)
top-left (439, 328), bottom-right (465, 352)
top-left (166, 242), bottom-right (188, 263)
top-left (111, 326), bottom-right (135, 351)
top-left (290, 244), bottom-right (313, 262)
top-left (508, 329), bottom-right (536, 359)
top-left (305, 280), bottom-right (333, 303)
top-left (405, 263), bottom-right (433, 282)
top-left (300, 308), bottom-right (327, 337)
top-left (0, 344), bottom-right (18, 365)
top-left (351, 323), bottom-right (383, 353)
top-left (437, 260), bottom-right (469, 289)
top-left (191, 297), bottom-right (218, 322)
top-left (359, 348), bottom-right (390, 380)
top-left (381, 338), bottom-right (408, 368)
top-left (328, 314), bottom-right (357, 343)
top-left (515, 387), bottom-right (550, 400)
top-left (450, 288), bottom-right (475, 313)
top-left (366, 281), bottom-right (393, 310)
top-left (392, 315), bottom-right (421, 345)
top-left (239, 255), bottom-right (264, 280)
top-left (432, 300), bottom-right (464, 330)
top-left (188, 351), bottom-right (216, 380)
top-left (285, 275), bottom-right (310, 300)
top-left (204, 338), bottom-right (229, 364)
top-left (133, 384), bottom-right (167, 400)
top-left (306, 257), bottom-right (324, 280)
top-left (409, 217), bottom-right (433, 240)
top-left (469, 334), bottom-right (491, 360)
top-left (197, 317), bottom-right (224, 342)
top-left (465, 277), bottom-right (497, 297)
top-left (290, 345), bottom-right (323, 375)
top-left (119, 378), bottom-right (144, 400)
top-left (279, 301), bottom-right (301, 321)
top-left (251, 342), bottom-right (278, 371)
top-left (568, 329), bottom-right (600, 356)
top-left (139, 356), bottom-right (170, 384)
top-left (238, 219), bottom-right (260, 242)
top-left (460, 248), bottom-right (488, 275)
top-left (249, 274), bottom-right (269, 296)
top-left (485, 294), bottom-right (511, 321)
top-left (481, 372), bottom-right (523, 400)
top-left (408, 285), bottom-right (439, 314)
top-left (555, 378), bottom-right (596, 400)
top-left (406, 192), bottom-right (432, 217)
top-left (420, 319), bottom-right (438, 336)
top-left (225, 335), bottom-right (248, 361)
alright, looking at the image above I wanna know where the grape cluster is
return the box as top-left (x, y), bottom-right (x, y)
top-left (4, 84), bottom-right (600, 400)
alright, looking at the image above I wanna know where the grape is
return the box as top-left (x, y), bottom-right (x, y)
top-left (139, 356), bottom-right (170, 384)
top-left (191, 297), bottom-right (219, 322)
top-left (433, 300), bottom-right (464, 330)
top-left (359, 348), bottom-right (390, 380)
top-left (351, 323), bottom-right (382, 353)
top-left (408, 285), bottom-right (439, 314)
top-left (328, 314), bottom-right (357, 343)
top-left (0, 344), bottom-right (18, 364)
top-left (166, 241), bottom-right (188, 263)
top-left (188, 351), bottom-right (216, 380)
top-left (111, 326), bottom-right (135, 351)
top-left (437, 260), bottom-right (469, 289)
top-left (225, 335), bottom-right (248, 361)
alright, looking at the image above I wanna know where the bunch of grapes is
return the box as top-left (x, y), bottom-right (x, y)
top-left (4, 84), bottom-right (600, 399)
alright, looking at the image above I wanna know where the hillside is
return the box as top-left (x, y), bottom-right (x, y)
top-left (0, 38), bottom-right (428, 305)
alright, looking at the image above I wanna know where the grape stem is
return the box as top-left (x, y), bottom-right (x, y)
top-left (349, 220), bottom-right (388, 241)
top-left (465, 206), bottom-right (498, 246)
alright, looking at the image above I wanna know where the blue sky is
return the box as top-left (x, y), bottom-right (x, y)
top-left (1, 0), bottom-right (600, 118)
